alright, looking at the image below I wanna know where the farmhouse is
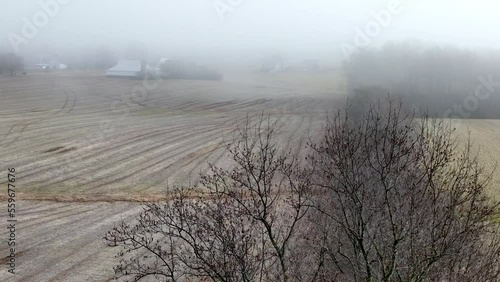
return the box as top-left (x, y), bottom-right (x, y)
top-left (106, 59), bottom-right (144, 78)
top-left (32, 56), bottom-right (66, 70)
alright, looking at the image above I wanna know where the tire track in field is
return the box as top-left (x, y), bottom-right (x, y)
top-left (16, 203), bottom-right (73, 217)
top-left (87, 127), bottom-right (234, 192)
top-left (156, 113), bottom-right (292, 188)
top-left (0, 205), bottom-right (94, 237)
top-left (0, 202), bottom-right (71, 220)
top-left (10, 121), bottom-right (191, 177)
top-left (37, 123), bottom-right (232, 190)
top-left (281, 115), bottom-right (307, 154)
top-left (48, 209), bottom-right (142, 282)
top-left (11, 119), bottom-right (225, 179)
top-left (32, 121), bottom-right (231, 190)
top-left (4, 117), bottom-right (232, 194)
top-left (185, 113), bottom-right (293, 180)
top-left (14, 204), bottom-right (141, 282)
top-left (37, 209), bottom-right (140, 281)
top-left (0, 87), bottom-right (77, 149)
top-left (17, 206), bottom-right (126, 253)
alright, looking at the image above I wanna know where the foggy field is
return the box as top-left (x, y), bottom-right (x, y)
top-left (0, 71), bottom-right (342, 281)
top-left (0, 71), bottom-right (345, 201)
top-left (2, 0), bottom-right (500, 280)
top-left (453, 119), bottom-right (500, 198)
top-left (1, 71), bottom-right (500, 281)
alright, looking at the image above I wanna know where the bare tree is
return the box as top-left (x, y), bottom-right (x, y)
top-left (105, 100), bottom-right (500, 282)
top-left (104, 115), bottom-right (314, 282)
top-left (308, 97), bottom-right (500, 281)
top-left (95, 45), bottom-right (117, 70)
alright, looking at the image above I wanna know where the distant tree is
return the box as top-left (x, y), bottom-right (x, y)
top-left (126, 41), bottom-right (147, 71)
top-left (0, 54), bottom-right (5, 75)
top-left (79, 49), bottom-right (94, 70)
top-left (126, 41), bottom-right (147, 61)
top-left (343, 42), bottom-right (500, 118)
top-left (0, 53), bottom-right (24, 75)
top-left (95, 45), bottom-right (117, 70)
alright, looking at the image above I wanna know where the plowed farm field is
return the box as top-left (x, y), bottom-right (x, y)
top-left (0, 71), bottom-right (346, 281)
top-left (1, 72), bottom-right (498, 281)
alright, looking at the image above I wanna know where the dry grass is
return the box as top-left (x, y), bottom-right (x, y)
top-left (451, 119), bottom-right (500, 201)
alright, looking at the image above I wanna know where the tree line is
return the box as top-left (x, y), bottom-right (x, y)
top-left (0, 53), bottom-right (24, 75)
top-left (344, 41), bottom-right (500, 119)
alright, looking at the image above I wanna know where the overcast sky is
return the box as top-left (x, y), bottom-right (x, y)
top-left (1, 0), bottom-right (499, 63)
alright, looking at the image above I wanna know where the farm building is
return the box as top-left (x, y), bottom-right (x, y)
top-left (32, 56), bottom-right (67, 70)
top-left (156, 58), bottom-right (222, 80)
top-left (106, 59), bottom-right (144, 78)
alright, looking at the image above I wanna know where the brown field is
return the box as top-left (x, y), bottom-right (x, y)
top-left (0, 71), bottom-right (498, 281)
top-left (0, 70), bottom-right (345, 281)
top-left (452, 119), bottom-right (500, 198)
top-left (0, 71), bottom-right (346, 199)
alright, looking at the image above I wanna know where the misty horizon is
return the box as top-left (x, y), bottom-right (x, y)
top-left (2, 0), bottom-right (500, 66)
